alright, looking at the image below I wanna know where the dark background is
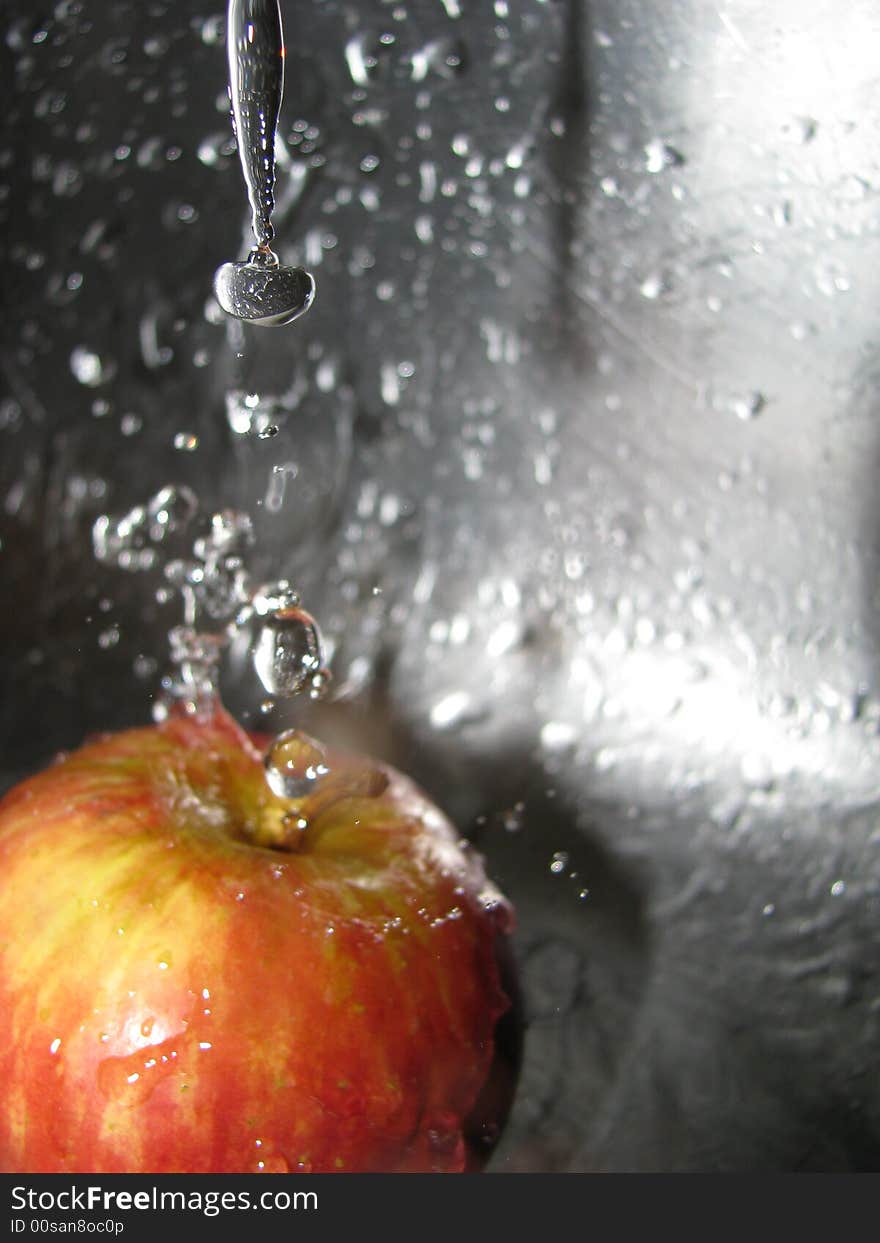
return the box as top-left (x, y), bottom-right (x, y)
top-left (2, 0), bottom-right (880, 1170)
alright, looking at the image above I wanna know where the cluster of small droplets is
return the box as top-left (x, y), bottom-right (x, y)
top-left (92, 485), bottom-right (331, 720)
top-left (153, 628), bottom-right (225, 723)
top-left (92, 484), bottom-right (198, 573)
top-left (164, 508), bottom-right (255, 627)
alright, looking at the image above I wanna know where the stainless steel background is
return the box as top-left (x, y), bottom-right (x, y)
top-left (2, 0), bottom-right (880, 1170)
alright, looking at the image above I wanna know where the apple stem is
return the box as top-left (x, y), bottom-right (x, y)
top-left (252, 802), bottom-right (309, 852)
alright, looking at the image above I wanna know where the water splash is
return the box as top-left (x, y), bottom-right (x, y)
top-left (93, 487), bottom-right (330, 720)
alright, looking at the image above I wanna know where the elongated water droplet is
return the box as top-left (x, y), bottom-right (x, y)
top-left (253, 605), bottom-right (323, 697)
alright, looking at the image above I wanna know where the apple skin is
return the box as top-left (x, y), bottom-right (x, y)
top-left (0, 707), bottom-right (513, 1173)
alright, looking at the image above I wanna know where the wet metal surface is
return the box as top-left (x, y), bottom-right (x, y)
top-left (2, 0), bottom-right (880, 1170)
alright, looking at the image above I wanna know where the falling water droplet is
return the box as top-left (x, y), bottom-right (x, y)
top-left (253, 606), bottom-right (323, 697)
top-left (264, 729), bottom-right (332, 799)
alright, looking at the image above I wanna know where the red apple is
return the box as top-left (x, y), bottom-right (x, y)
top-left (0, 707), bottom-right (514, 1173)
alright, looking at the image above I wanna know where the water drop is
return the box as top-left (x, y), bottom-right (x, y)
top-left (97, 625), bottom-right (120, 650)
top-left (430, 690), bottom-right (473, 729)
top-left (501, 802), bottom-right (525, 833)
top-left (253, 606), bottom-right (323, 698)
top-left (541, 721), bottom-right (576, 751)
top-left (265, 461), bottom-right (298, 512)
top-left (419, 161), bottom-right (437, 202)
top-left (146, 485), bottom-right (198, 543)
top-left (70, 345), bottom-right (114, 387)
top-left (92, 507), bottom-right (154, 571)
top-left (708, 389), bottom-right (766, 421)
top-left (264, 730), bottom-right (331, 799)
top-left (307, 667), bottom-right (333, 701)
top-left (639, 273), bottom-right (670, 300)
top-left (644, 139), bottom-right (686, 173)
top-left (97, 1034), bottom-right (184, 1105)
top-left (198, 132), bottom-right (237, 167)
top-left (344, 32), bottom-right (391, 87)
top-left (200, 15), bottom-right (225, 45)
top-left (549, 851), bottom-right (569, 875)
top-left (153, 626), bottom-right (225, 722)
top-left (409, 37), bottom-right (467, 82)
top-left (251, 579), bottom-right (300, 616)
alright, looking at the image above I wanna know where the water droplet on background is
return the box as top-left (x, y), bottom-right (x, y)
top-left (93, 482), bottom-right (328, 718)
top-left (644, 138), bottom-right (686, 173)
top-left (70, 345), bottom-right (115, 387)
top-left (706, 388), bottom-right (767, 421)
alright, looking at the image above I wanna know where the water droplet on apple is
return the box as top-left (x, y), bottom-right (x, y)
top-left (253, 607), bottom-right (324, 698)
top-left (426, 1115), bottom-right (465, 1168)
top-left (255, 1154), bottom-right (289, 1173)
top-left (481, 893), bottom-right (515, 934)
top-left (97, 1034), bottom-right (184, 1104)
top-left (264, 730), bottom-right (331, 799)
